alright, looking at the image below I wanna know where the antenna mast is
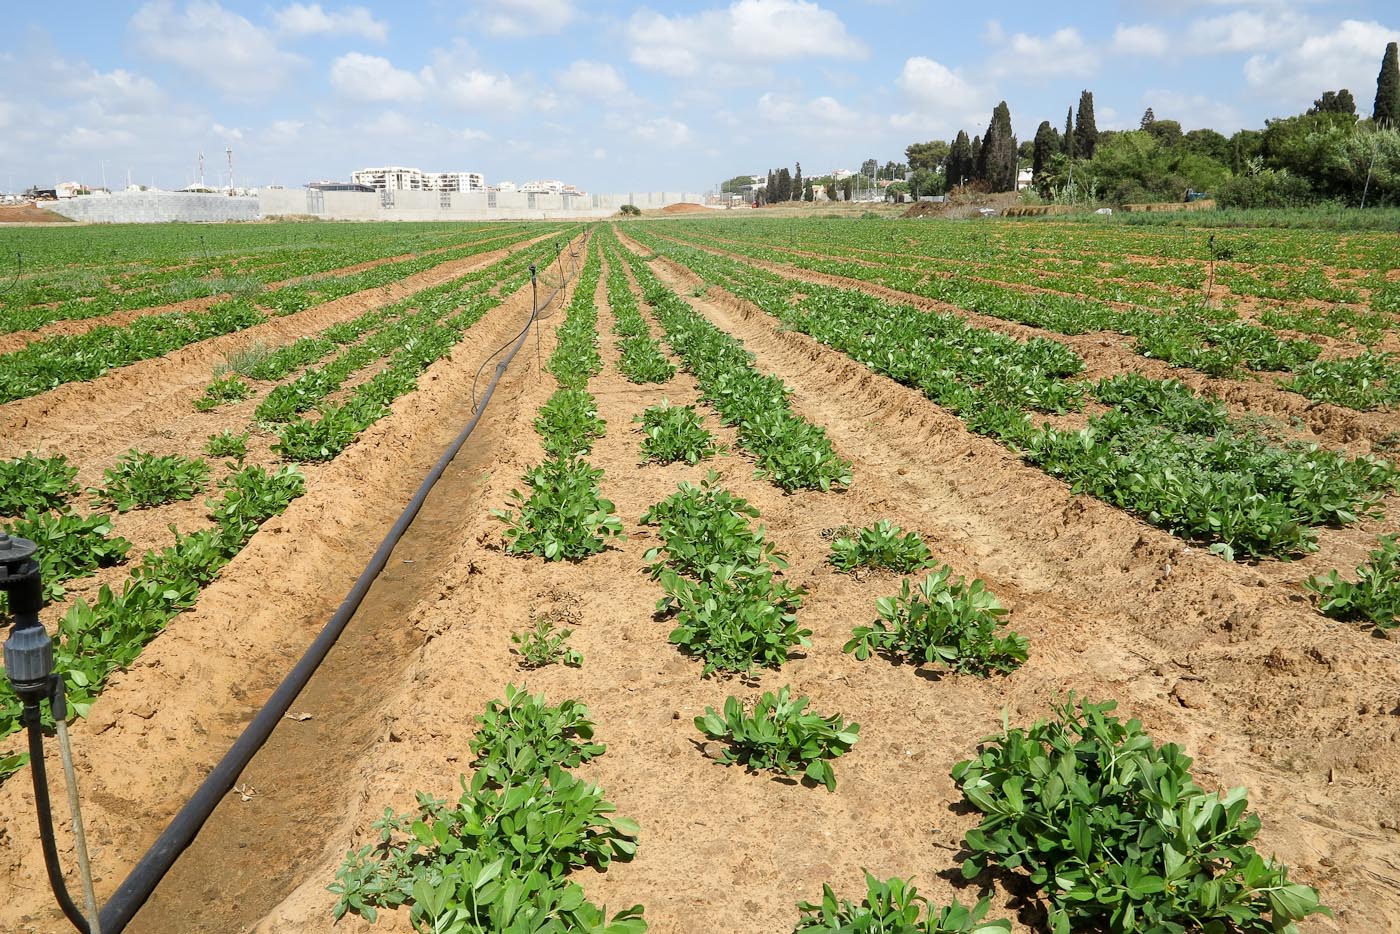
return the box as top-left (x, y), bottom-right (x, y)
top-left (197, 151), bottom-right (204, 188)
top-left (226, 146), bottom-right (234, 195)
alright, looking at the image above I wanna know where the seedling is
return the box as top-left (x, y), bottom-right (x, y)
top-left (828, 521), bottom-right (934, 573)
top-left (845, 567), bottom-right (1026, 676)
top-left (794, 874), bottom-right (1009, 933)
top-left (1307, 534), bottom-right (1399, 631)
top-left (193, 373), bottom-right (252, 411)
top-left (494, 457), bottom-right (624, 561)
top-left (511, 615), bottom-right (583, 668)
top-left (637, 401), bottom-right (718, 465)
top-left (203, 429), bottom-right (250, 462)
top-left (695, 686), bottom-right (859, 792)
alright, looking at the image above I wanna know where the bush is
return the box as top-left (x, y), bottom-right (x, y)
top-left (1216, 168), bottom-right (1316, 209)
top-left (618, 204), bottom-right (641, 216)
top-left (695, 686), bottom-right (859, 792)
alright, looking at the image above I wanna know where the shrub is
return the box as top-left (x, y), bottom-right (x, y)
top-left (828, 521), bottom-right (934, 573)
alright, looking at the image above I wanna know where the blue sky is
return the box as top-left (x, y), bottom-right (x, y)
top-left (1, 1), bottom-right (1397, 193)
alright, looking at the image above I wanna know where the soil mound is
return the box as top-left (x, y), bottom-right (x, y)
top-left (0, 203), bottom-right (73, 223)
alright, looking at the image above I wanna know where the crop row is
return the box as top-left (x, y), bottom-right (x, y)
top-left (631, 229), bottom-right (1396, 560)
top-left (494, 236), bottom-right (626, 561)
top-left (607, 228), bottom-right (851, 493)
top-left (0, 223), bottom-right (551, 334)
top-left (655, 223), bottom-right (1328, 382)
top-left (0, 237), bottom-right (573, 780)
top-left (601, 239), bottom-right (675, 384)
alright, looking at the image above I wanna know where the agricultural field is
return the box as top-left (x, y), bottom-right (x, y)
top-left (0, 214), bottom-right (1397, 934)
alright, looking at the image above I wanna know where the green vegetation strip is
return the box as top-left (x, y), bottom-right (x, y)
top-left (495, 239), bottom-right (625, 562)
top-left (636, 231), bottom-right (1395, 560)
top-left (611, 228), bottom-right (851, 492)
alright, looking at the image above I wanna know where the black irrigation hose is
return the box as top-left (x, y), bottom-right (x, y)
top-left (0, 250), bottom-right (21, 295)
top-left (470, 230), bottom-right (588, 410)
top-left (96, 250), bottom-right (582, 934)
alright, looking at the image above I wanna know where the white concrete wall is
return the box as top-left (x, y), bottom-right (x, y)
top-left (258, 189), bottom-right (704, 221)
top-left (48, 191), bottom-right (260, 223)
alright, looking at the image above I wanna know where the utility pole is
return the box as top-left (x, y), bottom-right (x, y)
top-left (226, 147), bottom-right (234, 195)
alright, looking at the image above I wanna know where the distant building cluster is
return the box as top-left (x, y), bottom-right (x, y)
top-left (492, 179), bottom-right (585, 195)
top-left (350, 166), bottom-right (486, 193)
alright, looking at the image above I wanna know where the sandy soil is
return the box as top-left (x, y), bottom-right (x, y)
top-left (1, 224), bottom-right (1396, 934)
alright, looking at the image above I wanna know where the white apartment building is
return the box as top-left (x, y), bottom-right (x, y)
top-left (351, 167), bottom-right (485, 193)
top-left (423, 172), bottom-right (485, 193)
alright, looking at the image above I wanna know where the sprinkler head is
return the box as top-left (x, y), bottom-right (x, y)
top-left (0, 532), bottom-right (51, 697)
top-left (0, 532), bottom-right (38, 585)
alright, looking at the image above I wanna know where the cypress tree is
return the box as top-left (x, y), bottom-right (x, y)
top-left (1075, 90), bottom-right (1098, 159)
top-left (946, 130), bottom-right (972, 188)
top-left (1139, 107), bottom-right (1156, 129)
top-left (980, 101), bottom-right (1017, 192)
top-left (793, 162), bottom-right (803, 201)
top-left (1375, 41), bottom-right (1400, 126)
top-left (766, 169), bottom-right (776, 204)
top-left (1063, 107), bottom-right (1075, 157)
top-left (777, 167), bottom-right (792, 202)
top-left (1032, 120), bottom-right (1057, 182)
top-left (969, 135), bottom-right (983, 182)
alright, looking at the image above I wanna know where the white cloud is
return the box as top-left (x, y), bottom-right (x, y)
top-left (890, 56), bottom-right (985, 133)
top-left (557, 60), bottom-right (627, 98)
top-left (1112, 24), bottom-right (1169, 57)
top-left (211, 121), bottom-right (243, 140)
top-left (330, 52), bottom-right (427, 101)
top-left (756, 91), bottom-right (873, 138)
top-left (627, 0), bottom-right (867, 78)
top-left (479, 0), bottom-right (576, 38)
top-left (439, 68), bottom-right (524, 110)
top-left (129, 1), bottom-right (303, 96)
top-left (357, 110), bottom-right (417, 136)
top-left (1244, 19), bottom-right (1400, 103)
top-left (633, 116), bottom-right (692, 147)
top-left (274, 3), bottom-right (387, 40)
top-left (1187, 10), bottom-right (1310, 53)
top-left (986, 25), bottom-right (1098, 78)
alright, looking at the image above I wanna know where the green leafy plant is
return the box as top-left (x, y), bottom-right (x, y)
top-left (203, 429), bottom-right (249, 461)
top-left (1306, 534), bottom-right (1399, 631)
top-left (207, 464), bottom-right (305, 541)
top-left (329, 767), bottom-right (643, 932)
top-left (637, 401), bottom-right (718, 465)
top-left (535, 389), bottom-right (606, 457)
top-left (0, 452), bottom-right (79, 516)
top-left (92, 449), bottom-right (210, 512)
top-left (193, 372), bottom-right (252, 411)
top-left (829, 521), bottom-right (934, 573)
top-left (494, 457), bottom-right (624, 561)
top-left (657, 564), bottom-right (809, 675)
top-left (0, 510), bottom-right (131, 603)
top-left (845, 568), bottom-right (1026, 676)
top-left (952, 695), bottom-right (1329, 934)
top-left (794, 874), bottom-right (1009, 933)
top-left (469, 685), bottom-right (605, 786)
top-left (695, 686), bottom-right (859, 792)
top-left (510, 615), bottom-right (583, 668)
top-left (640, 474), bottom-right (786, 578)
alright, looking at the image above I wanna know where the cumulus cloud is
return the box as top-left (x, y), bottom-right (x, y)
top-left (985, 24), bottom-right (1098, 78)
top-left (627, 0), bottom-right (867, 78)
top-left (330, 52), bottom-right (428, 101)
top-left (1244, 19), bottom-right (1400, 103)
top-left (1186, 10), bottom-right (1310, 53)
top-left (130, 1), bottom-right (303, 97)
top-left (274, 3), bottom-right (387, 40)
top-left (1112, 24), bottom-right (1170, 57)
top-left (557, 60), bottom-right (627, 98)
top-left (889, 56), bottom-right (985, 133)
top-left (477, 0), bottom-right (576, 38)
